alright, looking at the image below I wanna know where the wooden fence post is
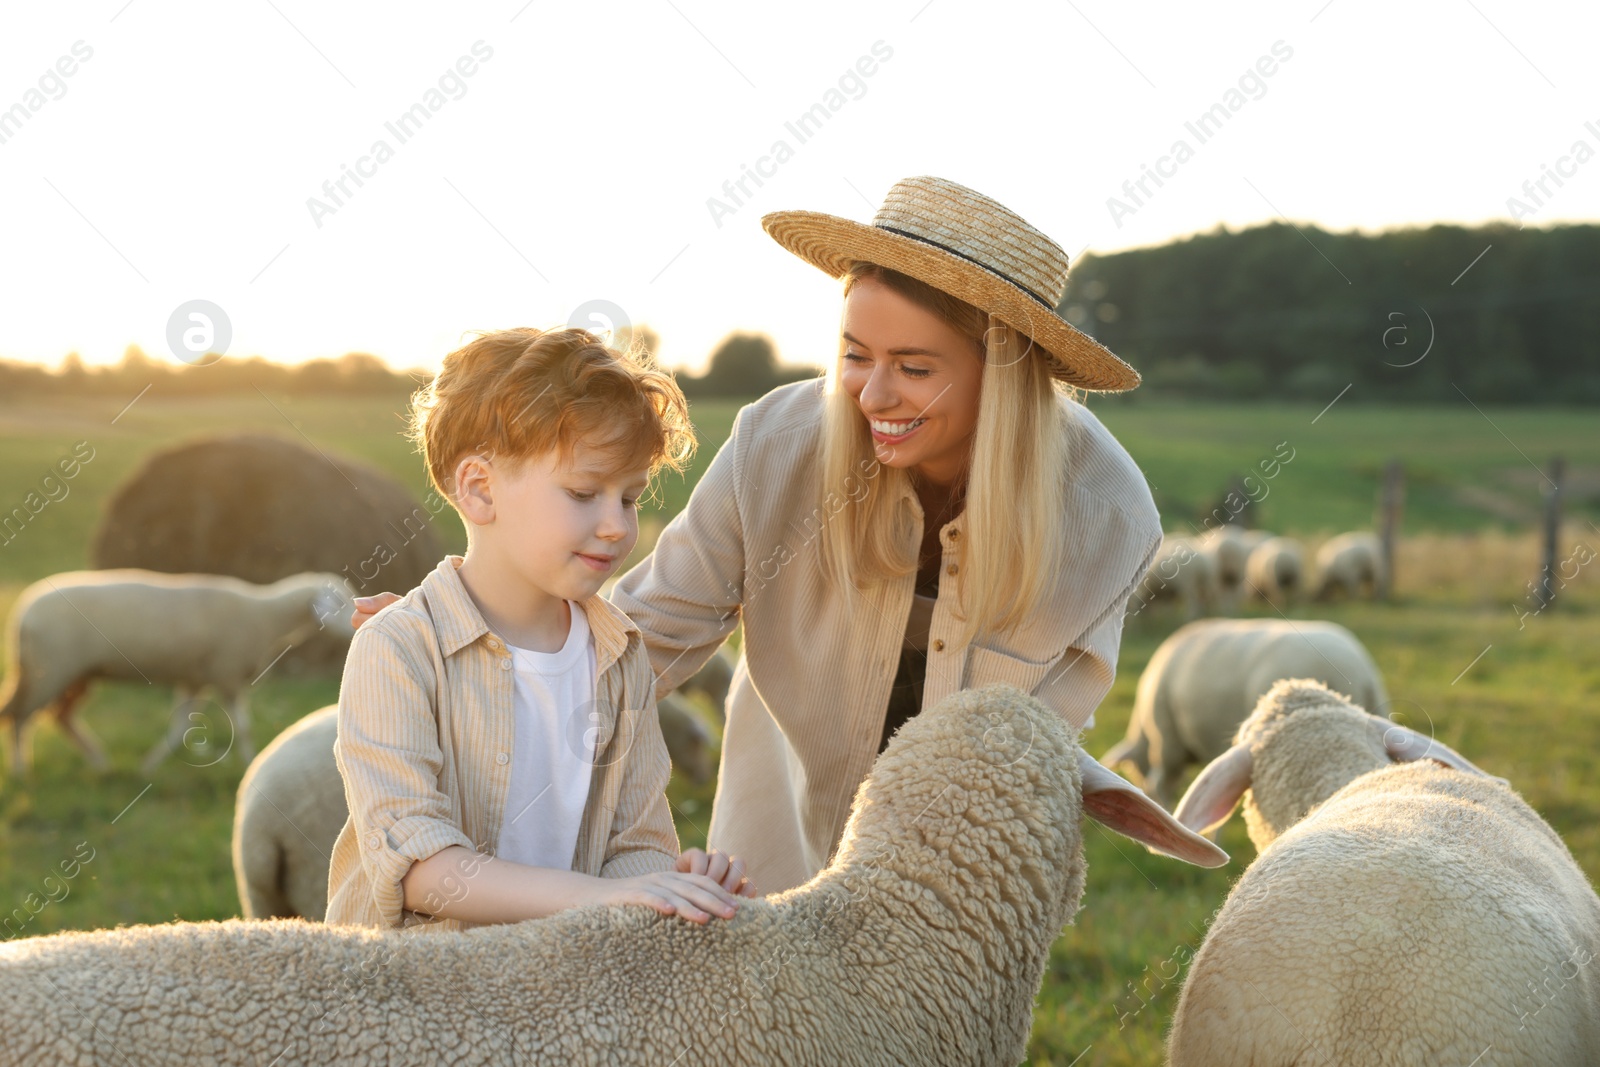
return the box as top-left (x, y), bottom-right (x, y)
top-left (1377, 459), bottom-right (1404, 600)
top-left (1533, 456), bottom-right (1566, 612)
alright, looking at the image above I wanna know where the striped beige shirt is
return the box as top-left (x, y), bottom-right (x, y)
top-left (611, 379), bottom-right (1162, 895)
top-left (325, 555), bottom-right (678, 932)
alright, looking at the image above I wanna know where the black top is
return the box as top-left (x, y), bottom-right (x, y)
top-left (877, 568), bottom-right (939, 754)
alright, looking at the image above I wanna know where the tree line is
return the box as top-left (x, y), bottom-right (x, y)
top-left (1065, 220), bottom-right (1599, 404)
top-left (0, 332), bottom-right (819, 400)
top-left (2, 220), bottom-right (1592, 403)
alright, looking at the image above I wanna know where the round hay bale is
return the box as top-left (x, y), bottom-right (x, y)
top-left (91, 433), bottom-right (447, 673)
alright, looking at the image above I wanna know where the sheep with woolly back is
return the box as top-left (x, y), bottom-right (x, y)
top-left (234, 705), bottom-right (342, 921)
top-left (9, 684), bottom-right (1225, 1066)
top-left (1133, 534), bottom-right (1220, 620)
top-left (1196, 525), bottom-right (1250, 611)
top-left (1166, 678), bottom-right (1600, 1066)
top-left (0, 569), bottom-right (355, 776)
top-left (1101, 618), bottom-right (1387, 809)
top-left (1243, 535), bottom-right (1305, 605)
top-left (234, 691), bottom-right (718, 921)
top-left (90, 433), bottom-right (444, 674)
top-left (1313, 529), bottom-right (1385, 600)
top-left (1235, 527), bottom-right (1272, 555)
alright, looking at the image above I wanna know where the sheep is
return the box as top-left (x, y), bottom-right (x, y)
top-left (1243, 535), bottom-right (1305, 605)
top-left (235, 695), bottom-right (716, 921)
top-left (0, 569), bottom-right (355, 776)
top-left (233, 706), bottom-right (341, 921)
top-left (1100, 619), bottom-right (1387, 810)
top-left (1132, 535), bottom-right (1220, 620)
top-left (1313, 529), bottom-right (1386, 600)
top-left (14, 683), bottom-right (1227, 1066)
top-left (1166, 678), bottom-right (1600, 1066)
top-left (92, 433), bottom-right (443, 673)
top-left (1197, 524), bottom-right (1252, 607)
top-left (1236, 527), bottom-right (1273, 556)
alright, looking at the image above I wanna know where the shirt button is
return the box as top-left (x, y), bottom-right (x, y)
top-left (946, 563), bottom-right (958, 576)
top-left (948, 529), bottom-right (960, 541)
top-left (500, 657), bottom-right (512, 670)
top-left (367, 832), bottom-right (382, 850)
top-left (496, 752), bottom-right (509, 765)
top-left (933, 639), bottom-right (946, 652)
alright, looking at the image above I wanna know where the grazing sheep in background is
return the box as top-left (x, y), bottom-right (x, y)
top-left (1244, 535), bottom-right (1305, 605)
top-left (1167, 678), bottom-right (1600, 1066)
top-left (20, 684), bottom-right (1226, 1066)
top-left (1197, 525), bottom-right (1251, 608)
top-left (1236, 528), bottom-right (1273, 556)
top-left (233, 706), bottom-right (340, 921)
top-left (1313, 530), bottom-right (1385, 601)
top-left (91, 433), bottom-right (442, 673)
top-left (236, 693), bottom-right (721, 920)
top-left (1132, 535), bottom-right (1220, 620)
top-left (0, 570), bottom-right (355, 776)
top-left (1100, 619), bottom-right (1387, 810)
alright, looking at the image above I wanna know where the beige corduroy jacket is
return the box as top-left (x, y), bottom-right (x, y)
top-left (325, 555), bottom-right (679, 932)
top-left (610, 379), bottom-right (1162, 895)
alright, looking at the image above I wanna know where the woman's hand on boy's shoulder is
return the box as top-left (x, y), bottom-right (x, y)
top-left (351, 592), bottom-right (403, 630)
top-left (677, 847), bottom-right (757, 898)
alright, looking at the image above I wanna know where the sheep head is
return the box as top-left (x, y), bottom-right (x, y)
top-left (822, 684), bottom-right (1226, 946)
top-left (1173, 677), bottom-right (1505, 850)
top-left (292, 573), bottom-right (360, 640)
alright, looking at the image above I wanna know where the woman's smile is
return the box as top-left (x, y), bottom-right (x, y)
top-left (868, 416), bottom-right (928, 442)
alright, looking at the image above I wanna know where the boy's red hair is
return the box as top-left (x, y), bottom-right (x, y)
top-left (407, 326), bottom-right (695, 504)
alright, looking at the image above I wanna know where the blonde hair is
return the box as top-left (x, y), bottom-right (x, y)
top-left (816, 263), bottom-right (1079, 648)
top-left (407, 326), bottom-right (695, 510)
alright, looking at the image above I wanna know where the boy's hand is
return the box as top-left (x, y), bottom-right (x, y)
top-left (601, 871), bottom-right (743, 924)
top-left (677, 847), bottom-right (757, 898)
top-left (351, 592), bottom-right (402, 629)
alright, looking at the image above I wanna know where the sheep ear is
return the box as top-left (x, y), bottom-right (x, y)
top-left (1378, 722), bottom-right (1508, 784)
top-left (1078, 750), bottom-right (1229, 868)
top-left (1172, 742), bottom-right (1254, 837)
top-left (313, 580), bottom-right (359, 639)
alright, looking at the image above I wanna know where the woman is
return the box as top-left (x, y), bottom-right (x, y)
top-left (355, 176), bottom-right (1162, 896)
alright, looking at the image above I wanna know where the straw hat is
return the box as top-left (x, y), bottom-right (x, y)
top-left (761, 175), bottom-right (1139, 392)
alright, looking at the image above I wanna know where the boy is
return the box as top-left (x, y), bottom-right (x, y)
top-left (325, 326), bottom-right (750, 932)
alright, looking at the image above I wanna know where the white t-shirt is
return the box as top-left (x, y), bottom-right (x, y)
top-left (496, 601), bottom-right (599, 871)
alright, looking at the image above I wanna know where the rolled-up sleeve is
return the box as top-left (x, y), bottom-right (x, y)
top-left (333, 623), bottom-right (474, 928)
top-left (1035, 526), bottom-right (1163, 731)
top-left (610, 403), bottom-right (750, 696)
top-left (597, 665), bottom-right (681, 879)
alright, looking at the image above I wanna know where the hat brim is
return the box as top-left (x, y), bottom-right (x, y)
top-left (761, 209), bottom-right (1140, 392)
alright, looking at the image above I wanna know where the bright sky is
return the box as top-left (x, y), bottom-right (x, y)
top-left (2, 1), bottom-right (1596, 376)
